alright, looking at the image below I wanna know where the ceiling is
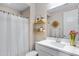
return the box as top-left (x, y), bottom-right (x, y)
top-left (48, 3), bottom-right (79, 14)
top-left (0, 3), bottom-right (78, 14)
top-left (47, 3), bottom-right (66, 10)
top-left (0, 3), bottom-right (29, 12)
top-left (0, 3), bottom-right (67, 12)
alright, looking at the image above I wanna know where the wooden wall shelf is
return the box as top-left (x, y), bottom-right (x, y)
top-left (33, 19), bottom-right (47, 25)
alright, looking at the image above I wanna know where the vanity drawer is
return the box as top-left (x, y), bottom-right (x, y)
top-left (36, 44), bottom-right (59, 56)
top-left (38, 49), bottom-right (52, 56)
top-left (58, 51), bottom-right (71, 56)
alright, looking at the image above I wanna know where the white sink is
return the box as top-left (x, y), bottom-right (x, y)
top-left (37, 38), bottom-right (66, 48)
top-left (42, 39), bottom-right (66, 48)
top-left (48, 41), bottom-right (66, 48)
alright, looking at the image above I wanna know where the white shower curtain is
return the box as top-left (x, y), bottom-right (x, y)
top-left (0, 12), bottom-right (29, 56)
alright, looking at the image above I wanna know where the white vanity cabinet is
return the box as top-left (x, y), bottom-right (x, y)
top-left (35, 39), bottom-right (79, 56)
top-left (36, 43), bottom-right (70, 56)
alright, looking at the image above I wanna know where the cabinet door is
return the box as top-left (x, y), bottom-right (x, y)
top-left (36, 44), bottom-right (58, 56)
top-left (58, 51), bottom-right (70, 56)
top-left (36, 44), bottom-right (71, 56)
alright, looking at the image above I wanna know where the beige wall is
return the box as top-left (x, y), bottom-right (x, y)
top-left (29, 3), bottom-right (36, 50)
top-left (21, 7), bottom-right (30, 18)
top-left (35, 3), bottom-right (48, 19)
top-left (24, 3), bottom-right (48, 50)
top-left (34, 4), bottom-right (48, 41)
top-left (21, 4), bottom-right (48, 50)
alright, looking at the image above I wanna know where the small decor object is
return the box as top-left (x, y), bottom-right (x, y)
top-left (69, 30), bottom-right (78, 46)
top-left (51, 20), bottom-right (59, 28)
top-left (33, 17), bottom-right (47, 33)
top-left (34, 17), bottom-right (47, 24)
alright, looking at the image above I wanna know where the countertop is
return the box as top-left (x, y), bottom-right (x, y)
top-left (36, 37), bottom-right (79, 56)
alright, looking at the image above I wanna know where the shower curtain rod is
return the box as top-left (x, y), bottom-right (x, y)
top-left (0, 10), bottom-right (27, 18)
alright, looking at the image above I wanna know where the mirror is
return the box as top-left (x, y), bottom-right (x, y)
top-left (47, 3), bottom-right (79, 40)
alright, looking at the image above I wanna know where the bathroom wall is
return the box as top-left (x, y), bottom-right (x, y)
top-left (21, 7), bottom-right (30, 18)
top-left (34, 3), bottom-right (48, 41)
top-left (35, 3), bottom-right (48, 19)
top-left (29, 3), bottom-right (36, 50)
top-left (26, 4), bottom-right (48, 50)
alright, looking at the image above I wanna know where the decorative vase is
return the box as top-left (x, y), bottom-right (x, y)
top-left (70, 34), bottom-right (76, 46)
